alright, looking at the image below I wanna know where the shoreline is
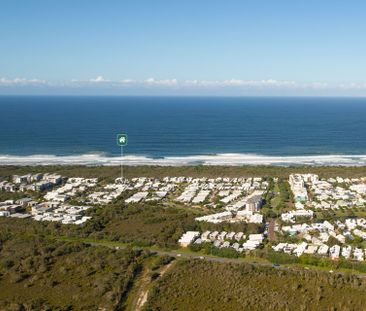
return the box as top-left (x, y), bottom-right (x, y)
top-left (1, 153), bottom-right (366, 167)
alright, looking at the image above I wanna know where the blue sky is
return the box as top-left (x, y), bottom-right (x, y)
top-left (1, 0), bottom-right (366, 95)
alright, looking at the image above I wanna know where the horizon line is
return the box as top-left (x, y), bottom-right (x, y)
top-left (2, 94), bottom-right (366, 98)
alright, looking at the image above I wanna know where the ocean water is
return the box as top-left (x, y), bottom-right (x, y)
top-left (1, 96), bottom-right (366, 166)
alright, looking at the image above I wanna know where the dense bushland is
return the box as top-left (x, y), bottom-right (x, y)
top-left (0, 234), bottom-right (146, 310)
top-left (145, 260), bottom-right (366, 311)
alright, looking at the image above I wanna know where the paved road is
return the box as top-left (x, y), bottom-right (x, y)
top-left (87, 241), bottom-right (245, 264)
top-left (48, 235), bottom-right (366, 280)
top-left (85, 241), bottom-right (366, 279)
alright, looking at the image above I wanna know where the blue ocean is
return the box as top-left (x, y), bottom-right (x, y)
top-left (1, 96), bottom-right (366, 166)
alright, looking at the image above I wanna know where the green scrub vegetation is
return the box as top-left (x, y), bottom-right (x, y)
top-left (0, 233), bottom-right (145, 310)
top-left (2, 165), bottom-right (366, 181)
top-left (145, 259), bottom-right (366, 311)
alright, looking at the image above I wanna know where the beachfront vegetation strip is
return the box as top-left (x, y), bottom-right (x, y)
top-left (3, 165), bottom-right (366, 180)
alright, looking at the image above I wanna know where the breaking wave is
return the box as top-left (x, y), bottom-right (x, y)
top-left (1, 153), bottom-right (366, 166)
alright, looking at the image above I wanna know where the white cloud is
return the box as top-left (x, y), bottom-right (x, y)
top-left (120, 79), bottom-right (136, 84)
top-left (0, 77), bottom-right (47, 85)
top-left (183, 79), bottom-right (321, 89)
top-left (144, 78), bottom-right (178, 86)
top-left (89, 76), bottom-right (109, 83)
top-left (338, 83), bottom-right (366, 90)
top-left (2, 76), bottom-right (366, 94)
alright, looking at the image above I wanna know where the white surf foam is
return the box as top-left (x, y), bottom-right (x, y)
top-left (1, 153), bottom-right (366, 166)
